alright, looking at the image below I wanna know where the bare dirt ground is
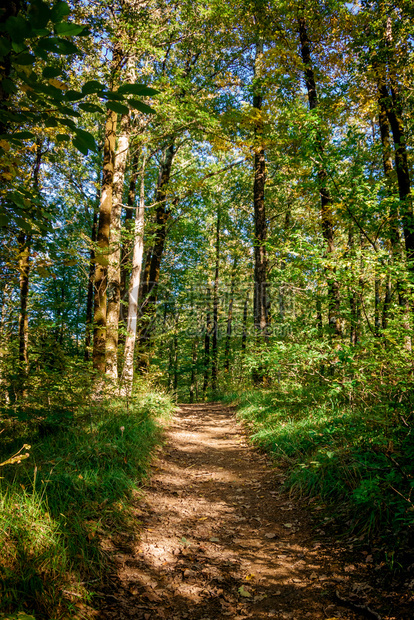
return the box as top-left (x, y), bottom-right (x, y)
top-left (99, 403), bottom-right (412, 620)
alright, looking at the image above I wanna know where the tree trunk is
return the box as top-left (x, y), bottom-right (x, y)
top-left (211, 207), bottom-right (220, 392)
top-left (203, 286), bottom-right (211, 399)
top-left (224, 257), bottom-right (238, 372)
top-left (378, 81), bottom-right (414, 269)
top-left (253, 40), bottom-right (269, 344)
top-left (241, 292), bottom-right (249, 353)
top-left (17, 231), bottom-right (30, 394)
top-left (106, 113), bottom-right (132, 380)
top-left (137, 143), bottom-right (175, 370)
top-left (374, 275), bottom-right (381, 337)
top-left (121, 155), bottom-right (146, 393)
top-left (0, 283), bottom-right (11, 403)
top-left (119, 149), bottom-right (140, 334)
top-left (92, 107), bottom-right (118, 374)
top-left (16, 139), bottom-right (41, 396)
top-left (189, 338), bottom-right (198, 403)
top-left (84, 199), bottom-right (99, 361)
top-left (298, 16), bottom-right (341, 337)
top-left (377, 77), bottom-right (411, 348)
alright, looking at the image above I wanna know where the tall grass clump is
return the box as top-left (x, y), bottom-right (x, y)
top-left (0, 385), bottom-right (174, 619)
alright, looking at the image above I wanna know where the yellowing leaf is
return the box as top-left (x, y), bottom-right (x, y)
top-left (48, 78), bottom-right (67, 90)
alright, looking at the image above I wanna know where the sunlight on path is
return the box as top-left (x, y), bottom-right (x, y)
top-left (100, 404), bottom-right (358, 620)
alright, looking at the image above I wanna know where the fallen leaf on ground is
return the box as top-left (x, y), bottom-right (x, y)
top-left (238, 585), bottom-right (252, 598)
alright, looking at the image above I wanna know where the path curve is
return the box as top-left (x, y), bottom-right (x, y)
top-left (100, 403), bottom-right (373, 619)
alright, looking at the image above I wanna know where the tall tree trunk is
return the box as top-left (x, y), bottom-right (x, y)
top-left (17, 231), bottom-right (30, 394)
top-left (173, 321), bottom-right (179, 392)
top-left (374, 275), bottom-right (381, 337)
top-left (119, 149), bottom-right (140, 333)
top-left (224, 257), bottom-right (238, 372)
top-left (253, 39), bottom-right (269, 345)
top-left (92, 107), bottom-right (118, 374)
top-left (298, 16), bottom-right (341, 337)
top-left (189, 338), bottom-right (198, 403)
top-left (137, 143), bottom-right (175, 370)
top-left (203, 286), bottom-right (211, 399)
top-left (241, 292), bottom-right (249, 353)
top-left (348, 229), bottom-right (359, 345)
top-left (106, 113), bottom-right (132, 380)
top-left (84, 199), bottom-right (99, 361)
top-left (0, 283), bottom-right (10, 403)
top-left (377, 77), bottom-right (411, 348)
top-left (211, 207), bottom-right (220, 392)
top-left (16, 139), bottom-right (41, 396)
top-left (378, 83), bottom-right (414, 270)
top-left (121, 155), bottom-right (146, 393)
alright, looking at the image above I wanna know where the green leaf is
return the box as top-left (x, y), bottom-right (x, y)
top-left (54, 22), bottom-right (86, 36)
top-left (12, 41), bottom-right (27, 54)
top-left (78, 102), bottom-right (104, 114)
top-left (238, 586), bottom-right (252, 598)
top-left (12, 131), bottom-right (36, 139)
top-left (50, 1), bottom-right (71, 22)
top-left (1, 79), bottom-right (16, 95)
top-left (106, 101), bottom-right (129, 115)
top-left (72, 136), bottom-right (88, 156)
top-left (101, 91), bottom-right (124, 101)
top-left (65, 89), bottom-right (84, 101)
top-left (35, 82), bottom-right (65, 99)
top-left (31, 28), bottom-right (51, 36)
top-left (56, 133), bottom-right (70, 142)
top-left (0, 38), bottom-right (11, 58)
top-left (0, 215), bottom-right (9, 227)
top-left (4, 16), bottom-right (31, 43)
top-left (82, 80), bottom-right (106, 95)
top-left (54, 37), bottom-right (81, 55)
top-left (29, 0), bottom-right (53, 29)
top-left (117, 84), bottom-right (159, 96)
top-left (36, 37), bottom-right (80, 55)
top-left (128, 99), bottom-right (156, 114)
top-left (43, 66), bottom-right (63, 79)
top-left (74, 128), bottom-right (97, 152)
top-left (44, 118), bottom-right (59, 127)
top-left (14, 216), bottom-right (33, 232)
top-left (58, 118), bottom-right (76, 129)
top-left (14, 53), bottom-right (36, 66)
top-left (57, 105), bottom-right (80, 117)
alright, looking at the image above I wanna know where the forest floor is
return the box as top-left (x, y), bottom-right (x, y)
top-left (97, 403), bottom-right (411, 620)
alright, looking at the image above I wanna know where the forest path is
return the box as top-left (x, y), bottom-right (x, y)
top-left (100, 403), bottom-right (364, 620)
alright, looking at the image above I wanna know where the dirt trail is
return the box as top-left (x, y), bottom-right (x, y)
top-left (99, 404), bottom-right (390, 620)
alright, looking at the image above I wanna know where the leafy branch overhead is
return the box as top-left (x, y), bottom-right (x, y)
top-left (0, 0), bottom-right (158, 230)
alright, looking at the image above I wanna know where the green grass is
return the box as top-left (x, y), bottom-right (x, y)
top-left (220, 386), bottom-right (414, 550)
top-left (0, 388), bottom-right (174, 619)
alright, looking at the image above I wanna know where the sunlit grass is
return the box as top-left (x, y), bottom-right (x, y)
top-left (0, 388), bottom-right (174, 618)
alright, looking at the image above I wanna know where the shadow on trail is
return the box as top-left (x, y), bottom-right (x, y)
top-left (99, 404), bottom-right (360, 620)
